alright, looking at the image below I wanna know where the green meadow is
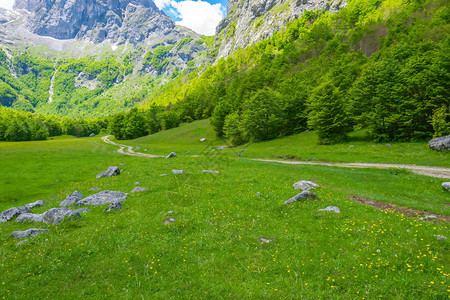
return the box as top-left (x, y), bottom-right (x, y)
top-left (0, 122), bottom-right (449, 299)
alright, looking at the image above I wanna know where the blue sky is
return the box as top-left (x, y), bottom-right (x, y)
top-left (0, 0), bottom-right (229, 36)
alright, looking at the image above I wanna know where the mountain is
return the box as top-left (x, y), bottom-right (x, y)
top-left (215, 0), bottom-right (346, 59)
top-left (13, 0), bottom-right (173, 44)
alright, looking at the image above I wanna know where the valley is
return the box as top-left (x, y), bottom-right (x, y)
top-left (0, 0), bottom-right (449, 298)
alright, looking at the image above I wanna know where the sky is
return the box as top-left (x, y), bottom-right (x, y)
top-left (0, 0), bottom-right (228, 36)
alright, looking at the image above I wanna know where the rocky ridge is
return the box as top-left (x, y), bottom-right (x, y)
top-left (215, 0), bottom-right (346, 59)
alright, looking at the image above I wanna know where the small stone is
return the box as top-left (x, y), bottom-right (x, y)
top-left (256, 192), bottom-right (261, 196)
top-left (60, 191), bottom-right (84, 207)
top-left (434, 235), bottom-right (447, 240)
top-left (420, 215), bottom-right (438, 220)
top-left (163, 217), bottom-right (175, 225)
top-left (89, 187), bottom-right (101, 191)
top-left (16, 240), bottom-right (28, 246)
top-left (89, 133), bottom-right (95, 137)
top-left (318, 206), bottom-right (340, 213)
top-left (172, 170), bottom-right (185, 174)
top-left (285, 191), bottom-right (319, 205)
top-left (160, 174), bottom-right (168, 176)
top-left (202, 170), bottom-right (220, 174)
top-left (131, 187), bottom-right (149, 193)
top-left (186, 151), bottom-right (190, 154)
top-left (134, 182), bottom-right (140, 185)
top-left (96, 166), bottom-right (120, 179)
top-left (260, 237), bottom-right (272, 244)
top-left (25, 200), bottom-right (45, 210)
top-left (0, 206), bottom-right (30, 223)
top-left (144, 149), bottom-right (148, 151)
top-left (386, 144), bottom-right (392, 147)
top-left (164, 211), bottom-right (175, 215)
top-left (103, 202), bottom-right (123, 212)
top-left (238, 153), bottom-right (243, 156)
top-left (216, 146), bottom-right (227, 150)
top-left (442, 182), bottom-right (450, 192)
top-left (11, 228), bottom-right (49, 239)
top-left (293, 181), bottom-right (319, 191)
top-left (166, 152), bottom-right (176, 159)
top-left (135, 147), bottom-right (140, 150)
top-left (349, 145), bottom-right (354, 148)
top-left (200, 138), bottom-right (206, 142)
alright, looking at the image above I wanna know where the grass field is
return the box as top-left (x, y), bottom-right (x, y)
top-left (0, 123), bottom-right (449, 299)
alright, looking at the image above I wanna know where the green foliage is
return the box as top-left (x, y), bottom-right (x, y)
top-left (223, 111), bottom-right (245, 146)
top-left (307, 81), bottom-right (352, 144)
top-left (431, 104), bottom-right (450, 137)
top-left (144, 45), bottom-right (174, 73)
top-left (0, 82), bottom-right (17, 106)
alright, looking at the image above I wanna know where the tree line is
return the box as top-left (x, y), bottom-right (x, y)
top-left (109, 0), bottom-right (449, 144)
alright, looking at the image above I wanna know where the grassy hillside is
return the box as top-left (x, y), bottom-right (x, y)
top-left (127, 119), bottom-right (450, 168)
top-left (0, 130), bottom-right (448, 298)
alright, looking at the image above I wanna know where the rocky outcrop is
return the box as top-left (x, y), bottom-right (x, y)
top-left (293, 181), bottom-right (319, 191)
top-left (60, 191), bottom-right (84, 207)
top-left (25, 200), bottom-right (45, 210)
top-left (96, 166), bottom-right (120, 179)
top-left (76, 190), bottom-right (128, 206)
top-left (429, 135), bottom-right (450, 151)
top-left (284, 190), bottom-right (319, 204)
top-left (11, 228), bottom-right (49, 239)
top-left (0, 206), bottom-right (29, 223)
top-left (215, 0), bottom-right (346, 59)
top-left (16, 208), bottom-right (89, 224)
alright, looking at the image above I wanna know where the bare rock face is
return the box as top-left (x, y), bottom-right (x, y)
top-left (14, 0), bottom-right (174, 44)
top-left (215, 0), bottom-right (346, 60)
top-left (429, 135), bottom-right (450, 151)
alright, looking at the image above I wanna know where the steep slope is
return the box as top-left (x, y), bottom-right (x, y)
top-left (215, 0), bottom-right (346, 59)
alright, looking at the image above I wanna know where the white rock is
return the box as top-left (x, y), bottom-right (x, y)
top-left (318, 206), bottom-right (341, 213)
top-left (293, 181), bottom-right (319, 191)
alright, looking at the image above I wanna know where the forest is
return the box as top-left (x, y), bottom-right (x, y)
top-left (0, 0), bottom-right (449, 144)
top-left (110, 0), bottom-right (449, 144)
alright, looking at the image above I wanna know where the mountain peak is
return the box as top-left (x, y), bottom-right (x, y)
top-left (14, 0), bottom-right (174, 43)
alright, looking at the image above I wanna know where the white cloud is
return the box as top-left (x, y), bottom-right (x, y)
top-left (0, 0), bottom-right (15, 10)
top-left (154, 0), bottom-right (172, 10)
top-left (167, 1), bottom-right (225, 36)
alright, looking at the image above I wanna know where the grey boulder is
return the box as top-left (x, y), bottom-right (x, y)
top-left (172, 170), bottom-right (185, 174)
top-left (284, 191), bottom-right (319, 205)
top-left (443, 182), bottom-right (450, 192)
top-left (25, 200), bottom-right (45, 210)
top-left (76, 190), bottom-right (128, 206)
top-left (318, 206), bottom-right (341, 213)
top-left (293, 181), bottom-right (319, 191)
top-left (131, 187), bottom-right (149, 193)
top-left (202, 170), bottom-right (220, 174)
top-left (96, 166), bottom-right (120, 179)
top-left (60, 191), bottom-right (84, 207)
top-left (0, 206), bottom-right (29, 223)
top-left (89, 133), bottom-right (96, 137)
top-left (11, 228), bottom-right (49, 239)
top-left (42, 208), bottom-right (84, 224)
top-left (103, 202), bottom-right (123, 212)
top-left (16, 213), bottom-right (44, 223)
top-left (89, 187), bottom-right (101, 191)
top-left (429, 135), bottom-right (450, 151)
top-left (163, 217), bottom-right (176, 225)
top-left (166, 152), bottom-right (176, 159)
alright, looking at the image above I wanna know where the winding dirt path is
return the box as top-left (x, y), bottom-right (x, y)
top-left (102, 135), bottom-right (164, 158)
top-left (102, 135), bottom-right (450, 179)
top-left (255, 159), bottom-right (450, 179)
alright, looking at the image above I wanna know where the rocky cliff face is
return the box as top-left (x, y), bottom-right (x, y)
top-left (14, 0), bottom-right (174, 44)
top-left (215, 0), bottom-right (346, 59)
